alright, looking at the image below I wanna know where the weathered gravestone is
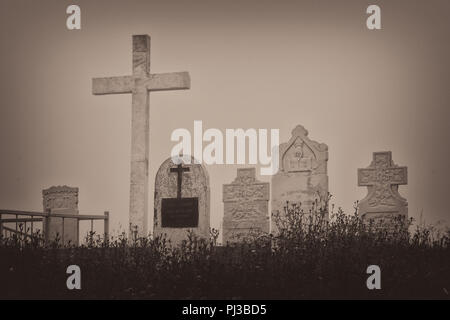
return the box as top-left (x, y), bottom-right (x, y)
top-left (222, 168), bottom-right (270, 243)
top-left (357, 151), bottom-right (408, 222)
top-left (43, 186), bottom-right (79, 245)
top-left (271, 125), bottom-right (329, 233)
top-left (153, 156), bottom-right (210, 245)
top-left (92, 35), bottom-right (191, 237)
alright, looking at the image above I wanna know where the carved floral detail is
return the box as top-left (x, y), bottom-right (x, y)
top-left (358, 152), bottom-right (408, 213)
top-left (42, 186), bottom-right (78, 211)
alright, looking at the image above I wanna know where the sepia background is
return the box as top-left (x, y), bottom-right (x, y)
top-left (0, 0), bottom-right (449, 238)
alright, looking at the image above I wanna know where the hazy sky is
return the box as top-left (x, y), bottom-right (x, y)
top-left (1, 0), bottom-right (449, 237)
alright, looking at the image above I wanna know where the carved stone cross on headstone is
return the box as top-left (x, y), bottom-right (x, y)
top-left (92, 35), bottom-right (191, 236)
top-left (357, 151), bottom-right (408, 221)
top-left (170, 164), bottom-right (190, 199)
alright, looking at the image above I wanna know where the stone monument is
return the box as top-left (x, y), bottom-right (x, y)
top-left (153, 156), bottom-right (210, 245)
top-left (222, 168), bottom-right (270, 243)
top-left (43, 185), bottom-right (79, 245)
top-left (92, 35), bottom-right (191, 236)
top-left (271, 125), bottom-right (329, 233)
top-left (357, 151), bottom-right (408, 222)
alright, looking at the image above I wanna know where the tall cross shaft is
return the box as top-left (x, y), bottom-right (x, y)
top-left (92, 35), bottom-right (190, 236)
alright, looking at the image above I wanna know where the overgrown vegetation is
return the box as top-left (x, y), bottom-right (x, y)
top-left (1, 199), bottom-right (449, 299)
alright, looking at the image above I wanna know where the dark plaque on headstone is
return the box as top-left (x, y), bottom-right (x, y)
top-left (161, 197), bottom-right (199, 228)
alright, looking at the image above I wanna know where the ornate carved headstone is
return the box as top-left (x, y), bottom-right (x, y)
top-left (357, 151), bottom-right (408, 222)
top-left (42, 186), bottom-right (79, 245)
top-left (154, 156), bottom-right (210, 245)
top-left (222, 168), bottom-right (270, 243)
top-left (271, 125), bottom-right (329, 232)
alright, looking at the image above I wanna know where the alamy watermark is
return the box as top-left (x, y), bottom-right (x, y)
top-left (170, 121), bottom-right (279, 175)
top-left (66, 265), bottom-right (81, 290)
top-left (65, 4), bottom-right (381, 31)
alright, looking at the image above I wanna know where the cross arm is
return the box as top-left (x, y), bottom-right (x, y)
top-left (358, 168), bottom-right (376, 186)
top-left (388, 166), bottom-right (408, 185)
top-left (358, 166), bottom-right (408, 186)
top-left (145, 72), bottom-right (190, 91)
top-left (92, 76), bottom-right (133, 95)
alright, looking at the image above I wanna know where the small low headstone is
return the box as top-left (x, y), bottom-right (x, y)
top-left (271, 125), bottom-right (329, 233)
top-left (42, 186), bottom-right (79, 245)
top-left (357, 151), bottom-right (408, 222)
top-left (153, 156), bottom-right (210, 245)
top-left (222, 168), bottom-right (270, 243)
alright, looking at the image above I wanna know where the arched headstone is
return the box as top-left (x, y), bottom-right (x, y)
top-left (153, 156), bottom-right (210, 245)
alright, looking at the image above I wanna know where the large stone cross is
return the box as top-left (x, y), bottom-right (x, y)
top-left (92, 35), bottom-right (190, 236)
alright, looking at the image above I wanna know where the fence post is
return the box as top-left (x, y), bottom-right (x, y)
top-left (76, 216), bottom-right (79, 246)
top-left (62, 217), bottom-right (65, 246)
top-left (44, 209), bottom-right (51, 244)
top-left (104, 211), bottom-right (109, 244)
top-left (0, 213), bottom-right (3, 238)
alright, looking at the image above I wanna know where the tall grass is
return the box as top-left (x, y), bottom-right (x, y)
top-left (0, 199), bottom-right (449, 299)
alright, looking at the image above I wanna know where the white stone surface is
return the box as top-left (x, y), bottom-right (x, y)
top-left (92, 35), bottom-right (190, 236)
top-left (271, 125), bottom-right (329, 233)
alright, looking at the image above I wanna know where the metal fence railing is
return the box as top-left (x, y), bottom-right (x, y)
top-left (0, 209), bottom-right (109, 245)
